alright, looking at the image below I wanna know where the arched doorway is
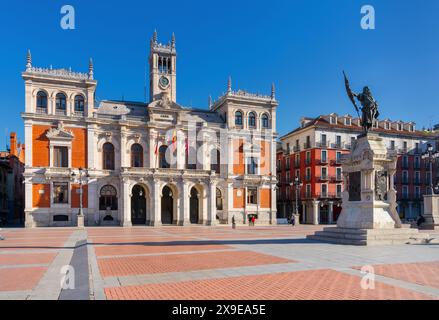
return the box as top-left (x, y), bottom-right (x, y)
top-left (161, 186), bottom-right (173, 224)
top-left (190, 187), bottom-right (199, 224)
top-left (131, 185), bottom-right (146, 225)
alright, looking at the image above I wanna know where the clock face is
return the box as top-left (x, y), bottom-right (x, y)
top-left (159, 76), bottom-right (169, 88)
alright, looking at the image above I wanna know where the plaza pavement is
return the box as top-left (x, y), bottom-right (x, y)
top-left (0, 225), bottom-right (438, 300)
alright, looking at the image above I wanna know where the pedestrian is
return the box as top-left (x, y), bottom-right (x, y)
top-left (251, 215), bottom-right (256, 226)
top-left (232, 215), bottom-right (236, 229)
top-left (291, 214), bottom-right (296, 227)
top-left (0, 228), bottom-right (4, 241)
top-left (416, 215), bottom-right (425, 227)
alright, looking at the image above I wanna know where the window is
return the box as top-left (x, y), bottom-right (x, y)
top-left (306, 167), bottom-right (311, 181)
top-left (55, 93), bottom-right (67, 111)
top-left (235, 111), bottom-right (243, 126)
top-left (103, 143), bottom-right (115, 170)
top-left (261, 114), bottom-right (269, 128)
top-left (53, 146), bottom-right (68, 168)
top-left (415, 186), bottom-right (421, 199)
top-left (415, 171), bottom-right (421, 184)
top-left (295, 169), bottom-right (300, 180)
top-left (36, 91), bottom-right (47, 111)
top-left (414, 156), bottom-right (420, 169)
top-left (99, 185), bottom-right (118, 210)
top-left (73, 95), bottom-right (84, 113)
top-left (402, 186), bottom-right (409, 199)
top-left (295, 154), bottom-right (300, 167)
top-left (159, 145), bottom-right (170, 168)
top-left (321, 167), bottom-right (328, 179)
top-left (321, 184), bottom-right (328, 197)
top-left (305, 151), bottom-right (311, 165)
top-left (286, 171), bottom-right (290, 183)
top-left (321, 134), bottom-right (327, 147)
top-left (53, 182), bottom-right (68, 204)
top-left (131, 143), bottom-right (143, 167)
top-left (402, 171), bottom-right (409, 184)
top-left (277, 159), bottom-right (281, 171)
top-left (306, 184), bottom-right (311, 197)
top-left (345, 118), bottom-right (351, 126)
top-left (336, 167), bottom-right (342, 180)
top-left (336, 151), bottom-right (342, 163)
top-left (336, 184), bottom-right (342, 197)
top-left (247, 187), bottom-right (257, 205)
top-left (247, 157), bottom-right (258, 175)
top-left (321, 150), bottom-right (327, 163)
top-left (350, 136), bottom-right (356, 146)
top-left (210, 149), bottom-right (220, 173)
top-left (248, 112), bottom-right (256, 128)
top-left (216, 188), bottom-right (223, 210)
top-left (285, 157), bottom-right (290, 170)
top-left (335, 135), bottom-right (342, 147)
top-left (305, 136), bottom-right (311, 148)
top-left (390, 140), bottom-right (395, 150)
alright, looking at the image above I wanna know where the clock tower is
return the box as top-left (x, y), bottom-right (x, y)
top-left (149, 31), bottom-right (177, 103)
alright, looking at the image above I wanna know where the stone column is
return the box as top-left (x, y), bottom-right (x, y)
top-left (121, 179), bottom-right (132, 227)
top-left (179, 181), bottom-right (190, 225)
top-left (87, 124), bottom-right (96, 169)
top-left (312, 200), bottom-right (320, 225)
top-left (149, 129), bottom-right (157, 169)
top-left (150, 179), bottom-right (162, 226)
top-left (24, 121), bottom-right (33, 167)
top-left (24, 179), bottom-right (34, 228)
top-left (270, 184), bottom-right (277, 224)
top-left (120, 127), bottom-right (127, 168)
top-left (207, 179), bottom-right (217, 225)
top-left (328, 201), bottom-right (333, 224)
top-left (88, 180), bottom-right (98, 226)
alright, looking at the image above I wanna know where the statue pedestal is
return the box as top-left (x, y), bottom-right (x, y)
top-left (420, 195), bottom-right (439, 230)
top-left (308, 133), bottom-right (428, 245)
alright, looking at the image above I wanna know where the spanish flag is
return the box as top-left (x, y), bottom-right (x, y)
top-left (171, 130), bottom-right (177, 151)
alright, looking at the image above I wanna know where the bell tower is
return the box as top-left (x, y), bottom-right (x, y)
top-left (149, 31), bottom-right (177, 103)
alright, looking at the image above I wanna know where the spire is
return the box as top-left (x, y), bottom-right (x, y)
top-left (208, 95), bottom-right (212, 109)
top-left (171, 32), bottom-right (176, 48)
top-left (271, 82), bottom-right (276, 100)
top-left (88, 58), bottom-right (94, 80)
top-left (227, 76), bottom-right (232, 94)
top-left (153, 29), bottom-right (158, 43)
top-left (26, 49), bottom-right (32, 70)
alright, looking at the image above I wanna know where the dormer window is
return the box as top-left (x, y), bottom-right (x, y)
top-left (397, 123), bottom-right (403, 131)
top-left (385, 122), bottom-right (390, 130)
top-left (344, 118), bottom-right (351, 126)
top-left (330, 116), bottom-right (337, 124)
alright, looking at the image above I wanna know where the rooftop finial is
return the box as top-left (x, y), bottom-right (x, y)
top-left (88, 58), bottom-right (94, 79)
top-left (271, 82), bottom-right (276, 100)
top-left (227, 76), bottom-right (232, 94)
top-left (26, 49), bottom-right (32, 69)
top-left (208, 95), bottom-right (212, 109)
top-left (153, 29), bottom-right (158, 43)
top-left (171, 32), bottom-right (176, 48)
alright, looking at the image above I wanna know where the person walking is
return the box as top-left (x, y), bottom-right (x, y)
top-left (0, 229), bottom-right (4, 240)
top-left (251, 215), bottom-right (256, 227)
top-left (232, 215), bottom-right (236, 229)
top-left (291, 214), bottom-right (296, 227)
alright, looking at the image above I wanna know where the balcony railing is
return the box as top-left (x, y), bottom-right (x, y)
top-left (317, 175), bottom-right (329, 181)
top-left (318, 158), bottom-right (329, 165)
top-left (55, 109), bottom-right (67, 116)
top-left (331, 142), bottom-right (343, 149)
top-left (303, 142), bottom-right (311, 149)
top-left (330, 159), bottom-right (342, 166)
top-left (316, 141), bottom-right (329, 148)
top-left (293, 146), bottom-right (301, 152)
top-left (331, 175), bottom-right (343, 182)
top-left (36, 107), bottom-right (47, 114)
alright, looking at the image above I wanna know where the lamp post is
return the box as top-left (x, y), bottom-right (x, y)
top-left (422, 144), bottom-right (439, 195)
top-left (71, 168), bottom-right (90, 217)
top-left (290, 176), bottom-right (303, 219)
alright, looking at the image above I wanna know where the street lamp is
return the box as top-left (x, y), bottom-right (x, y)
top-left (71, 168), bottom-right (90, 217)
top-left (290, 176), bottom-right (303, 218)
top-left (421, 144), bottom-right (439, 195)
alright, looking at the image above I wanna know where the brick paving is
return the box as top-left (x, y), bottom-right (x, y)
top-left (1, 225), bottom-right (438, 300)
top-left (105, 269), bottom-right (435, 300)
top-left (98, 250), bottom-right (294, 277)
top-left (353, 261), bottom-right (439, 289)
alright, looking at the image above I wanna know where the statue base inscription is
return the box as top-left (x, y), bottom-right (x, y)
top-left (308, 133), bottom-right (429, 245)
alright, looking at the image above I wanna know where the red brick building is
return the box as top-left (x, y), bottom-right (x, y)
top-left (277, 113), bottom-right (438, 224)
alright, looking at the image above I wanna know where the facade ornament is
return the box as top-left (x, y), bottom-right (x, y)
top-left (26, 49), bottom-right (32, 70)
top-left (153, 29), bottom-right (158, 44)
top-left (171, 32), bottom-right (176, 48)
top-left (88, 58), bottom-right (94, 80)
top-left (46, 121), bottom-right (74, 140)
top-left (271, 82), bottom-right (276, 100)
top-left (227, 76), bottom-right (232, 94)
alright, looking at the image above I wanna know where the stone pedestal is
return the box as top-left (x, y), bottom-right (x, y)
top-left (420, 195), bottom-right (439, 230)
top-left (308, 133), bottom-right (429, 245)
top-left (77, 215), bottom-right (85, 228)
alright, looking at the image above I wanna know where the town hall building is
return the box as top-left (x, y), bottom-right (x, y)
top-left (22, 32), bottom-right (278, 227)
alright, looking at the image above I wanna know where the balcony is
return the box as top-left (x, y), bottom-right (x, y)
top-left (293, 146), bottom-right (301, 152)
top-left (316, 141), bottom-right (329, 148)
top-left (331, 175), bottom-right (343, 183)
top-left (36, 107), bottom-right (47, 114)
top-left (318, 158), bottom-right (329, 165)
top-left (398, 148), bottom-right (408, 154)
top-left (330, 159), bottom-right (342, 166)
top-left (316, 192), bottom-right (340, 199)
top-left (303, 142), bottom-right (311, 149)
top-left (331, 142), bottom-right (343, 149)
top-left (344, 144), bottom-right (352, 150)
top-left (317, 175), bottom-right (329, 182)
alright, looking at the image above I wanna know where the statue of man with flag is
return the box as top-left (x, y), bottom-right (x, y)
top-left (343, 71), bottom-right (379, 134)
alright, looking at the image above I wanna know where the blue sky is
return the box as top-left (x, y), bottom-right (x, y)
top-left (0, 0), bottom-right (438, 148)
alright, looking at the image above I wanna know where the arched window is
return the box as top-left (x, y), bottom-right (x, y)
top-left (235, 111), bottom-right (243, 126)
top-left (159, 145), bottom-right (170, 168)
top-left (99, 185), bottom-right (118, 210)
top-left (210, 148), bottom-right (220, 173)
top-left (74, 95), bottom-right (85, 113)
top-left (261, 114), bottom-right (269, 128)
top-left (102, 143), bottom-right (115, 170)
top-left (248, 112), bottom-right (256, 128)
top-left (131, 143), bottom-right (143, 167)
top-left (216, 188), bottom-right (223, 211)
top-left (36, 91), bottom-right (47, 112)
top-left (55, 93), bottom-right (67, 112)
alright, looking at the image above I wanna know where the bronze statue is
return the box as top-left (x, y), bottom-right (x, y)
top-left (343, 71), bottom-right (379, 134)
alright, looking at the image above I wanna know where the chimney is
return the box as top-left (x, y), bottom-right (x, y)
top-left (10, 132), bottom-right (17, 157)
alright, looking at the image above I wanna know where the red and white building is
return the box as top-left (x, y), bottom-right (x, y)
top-left (277, 113), bottom-right (438, 224)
